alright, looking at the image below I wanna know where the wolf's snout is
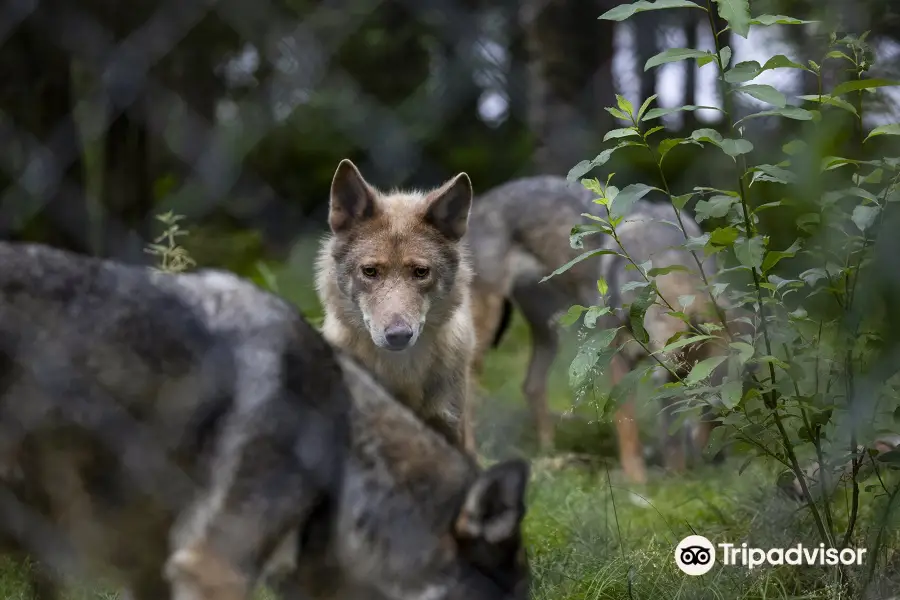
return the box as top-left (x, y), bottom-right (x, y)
top-left (384, 322), bottom-right (414, 350)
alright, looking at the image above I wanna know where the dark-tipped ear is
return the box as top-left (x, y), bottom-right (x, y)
top-left (329, 159), bottom-right (378, 234)
top-left (424, 173), bottom-right (473, 241)
top-left (454, 459), bottom-right (529, 545)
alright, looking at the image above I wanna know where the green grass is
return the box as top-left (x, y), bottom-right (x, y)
top-left (3, 241), bottom-right (898, 599)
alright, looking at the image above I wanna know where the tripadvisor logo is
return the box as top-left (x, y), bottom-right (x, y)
top-left (675, 535), bottom-right (716, 576)
top-left (675, 536), bottom-right (868, 575)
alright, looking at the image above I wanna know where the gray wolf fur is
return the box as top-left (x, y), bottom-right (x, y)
top-left (315, 159), bottom-right (478, 453)
top-left (0, 242), bottom-right (530, 600)
top-left (465, 175), bottom-right (728, 485)
top-left (780, 434), bottom-right (900, 502)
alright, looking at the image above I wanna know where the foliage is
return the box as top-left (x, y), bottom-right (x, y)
top-left (556, 0), bottom-right (900, 595)
top-left (144, 211), bottom-right (196, 274)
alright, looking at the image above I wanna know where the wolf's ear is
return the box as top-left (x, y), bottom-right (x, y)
top-left (329, 159), bottom-right (378, 233)
top-left (454, 459), bottom-right (529, 545)
top-left (424, 173), bottom-right (473, 241)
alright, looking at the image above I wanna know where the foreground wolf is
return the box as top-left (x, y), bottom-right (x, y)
top-left (316, 159), bottom-right (478, 453)
top-left (465, 176), bottom-right (726, 484)
top-left (0, 242), bottom-right (530, 600)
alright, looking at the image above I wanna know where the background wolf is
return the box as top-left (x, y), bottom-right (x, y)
top-left (0, 242), bottom-right (530, 600)
top-left (316, 159), bottom-right (478, 453)
top-left (464, 175), bottom-right (728, 485)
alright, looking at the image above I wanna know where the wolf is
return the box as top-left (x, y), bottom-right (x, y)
top-left (780, 434), bottom-right (900, 502)
top-left (465, 175), bottom-right (729, 485)
top-left (0, 242), bottom-right (530, 600)
top-left (315, 159), bottom-right (478, 453)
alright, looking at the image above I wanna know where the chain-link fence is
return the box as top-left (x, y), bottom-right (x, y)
top-left (3, 0), bottom-right (900, 597)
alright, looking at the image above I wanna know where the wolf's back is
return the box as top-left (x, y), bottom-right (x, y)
top-left (467, 176), bottom-right (716, 306)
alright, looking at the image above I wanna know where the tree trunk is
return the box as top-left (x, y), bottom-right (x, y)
top-left (521, 0), bottom-right (616, 175)
top-left (0, 2), bottom-right (91, 254)
top-left (636, 11), bottom-right (658, 106)
top-left (683, 11), bottom-right (698, 130)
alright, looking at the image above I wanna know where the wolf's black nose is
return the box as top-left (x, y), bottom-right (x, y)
top-left (384, 323), bottom-right (414, 349)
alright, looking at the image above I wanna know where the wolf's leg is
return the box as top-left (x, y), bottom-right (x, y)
top-left (657, 373), bottom-right (687, 474)
top-left (689, 407), bottom-right (721, 466)
top-left (469, 288), bottom-right (508, 377)
top-left (521, 330), bottom-right (557, 452)
top-left (514, 287), bottom-right (562, 453)
top-left (610, 353), bottom-right (647, 485)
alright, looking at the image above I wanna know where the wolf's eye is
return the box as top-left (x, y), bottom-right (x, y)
top-left (361, 266), bottom-right (378, 278)
top-left (413, 266), bottom-right (430, 279)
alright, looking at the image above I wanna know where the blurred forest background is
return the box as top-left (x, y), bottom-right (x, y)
top-left (3, 0), bottom-right (899, 274)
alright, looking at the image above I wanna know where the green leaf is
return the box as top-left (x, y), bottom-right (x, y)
top-left (730, 342), bottom-right (755, 365)
top-left (735, 107), bottom-right (813, 125)
top-left (584, 305), bottom-right (612, 328)
top-left (821, 156), bottom-right (859, 171)
top-left (712, 0), bottom-right (750, 37)
top-left (567, 147), bottom-right (616, 182)
top-left (718, 46), bottom-right (733, 68)
top-left (569, 328), bottom-right (621, 389)
top-left (865, 123), bottom-right (900, 142)
top-left (656, 334), bottom-right (717, 354)
top-left (637, 94), bottom-right (659, 121)
top-left (708, 225), bottom-right (739, 246)
top-left (750, 14), bottom-right (814, 25)
top-left (597, 277), bottom-right (609, 295)
top-left (720, 379), bottom-right (743, 409)
top-left (616, 94), bottom-right (635, 118)
top-left (851, 205), bottom-right (880, 233)
top-left (629, 287), bottom-right (657, 345)
top-left (541, 249), bottom-right (623, 282)
top-left (560, 305), bottom-right (588, 327)
top-left (694, 195), bottom-right (737, 223)
top-left (761, 238), bottom-right (801, 272)
top-left (678, 294), bottom-right (695, 309)
top-left (762, 55), bottom-right (807, 71)
top-left (754, 355), bottom-right (789, 370)
top-left (825, 50), bottom-right (853, 62)
top-left (724, 55), bottom-right (807, 83)
top-left (671, 192), bottom-right (694, 210)
top-left (599, 0), bottom-right (707, 21)
top-left (782, 140), bottom-right (807, 155)
top-left (797, 94), bottom-right (858, 116)
top-left (643, 105), bottom-right (721, 121)
top-left (735, 236), bottom-right (766, 269)
top-left (647, 264), bottom-right (690, 277)
top-left (684, 233), bottom-right (710, 252)
top-left (570, 223), bottom-right (609, 249)
top-left (603, 127), bottom-right (640, 142)
top-left (832, 78), bottom-right (900, 97)
top-left (606, 106), bottom-right (630, 121)
top-left (645, 48), bottom-right (712, 71)
top-left (735, 84), bottom-right (786, 107)
top-left (725, 61), bottom-right (761, 83)
top-left (749, 164), bottom-right (797, 185)
top-left (719, 138), bottom-right (754, 157)
top-left (609, 183), bottom-right (657, 220)
top-left (689, 128), bottom-right (753, 158)
top-left (685, 355), bottom-right (728, 385)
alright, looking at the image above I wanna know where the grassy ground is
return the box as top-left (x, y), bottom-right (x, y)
top-left (3, 243), bottom-right (899, 599)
